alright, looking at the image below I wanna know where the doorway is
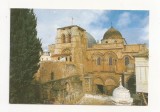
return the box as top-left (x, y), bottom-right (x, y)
top-left (96, 84), bottom-right (105, 94)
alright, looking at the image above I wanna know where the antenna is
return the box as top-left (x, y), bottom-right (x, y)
top-left (71, 17), bottom-right (74, 25)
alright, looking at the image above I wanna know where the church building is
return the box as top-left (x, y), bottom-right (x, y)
top-left (35, 25), bottom-right (148, 104)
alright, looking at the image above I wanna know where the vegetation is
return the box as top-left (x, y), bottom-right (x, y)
top-left (127, 75), bottom-right (136, 94)
top-left (10, 9), bottom-right (42, 103)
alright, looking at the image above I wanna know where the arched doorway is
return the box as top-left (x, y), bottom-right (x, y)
top-left (94, 78), bottom-right (105, 94)
top-left (65, 82), bottom-right (71, 96)
top-left (96, 85), bottom-right (104, 94)
top-left (105, 78), bottom-right (117, 95)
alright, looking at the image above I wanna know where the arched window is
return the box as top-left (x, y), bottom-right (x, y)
top-left (109, 57), bottom-right (112, 65)
top-left (51, 72), bottom-right (54, 80)
top-left (62, 34), bottom-right (65, 43)
top-left (70, 56), bottom-right (72, 62)
top-left (65, 82), bottom-right (70, 93)
top-left (125, 57), bottom-right (129, 66)
top-left (97, 57), bottom-right (101, 65)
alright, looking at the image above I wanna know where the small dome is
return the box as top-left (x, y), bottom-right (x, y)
top-left (86, 32), bottom-right (96, 48)
top-left (111, 80), bottom-right (133, 105)
top-left (112, 85), bottom-right (131, 100)
top-left (103, 27), bottom-right (122, 39)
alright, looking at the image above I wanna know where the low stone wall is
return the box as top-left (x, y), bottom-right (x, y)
top-left (64, 91), bottom-right (84, 104)
top-left (40, 75), bottom-right (83, 104)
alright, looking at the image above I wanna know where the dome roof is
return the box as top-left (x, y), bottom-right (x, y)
top-left (112, 85), bottom-right (131, 100)
top-left (111, 79), bottom-right (133, 105)
top-left (86, 32), bottom-right (96, 48)
top-left (103, 27), bottom-right (122, 40)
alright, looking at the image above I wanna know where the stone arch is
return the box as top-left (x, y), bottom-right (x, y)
top-left (103, 51), bottom-right (118, 72)
top-left (93, 77), bottom-right (105, 94)
top-left (94, 77), bottom-right (104, 85)
top-left (104, 51), bottom-right (117, 59)
top-left (104, 51), bottom-right (118, 58)
top-left (105, 76), bottom-right (118, 85)
top-left (91, 52), bottom-right (103, 60)
top-left (122, 55), bottom-right (134, 70)
top-left (61, 49), bottom-right (72, 62)
top-left (104, 51), bottom-right (118, 65)
top-left (92, 52), bottom-right (104, 58)
top-left (91, 52), bottom-right (104, 65)
top-left (62, 48), bottom-right (71, 54)
top-left (105, 78), bottom-right (117, 86)
top-left (104, 77), bottom-right (118, 95)
top-left (122, 54), bottom-right (133, 59)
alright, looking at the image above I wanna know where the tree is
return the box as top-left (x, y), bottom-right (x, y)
top-left (127, 75), bottom-right (136, 94)
top-left (10, 9), bottom-right (42, 103)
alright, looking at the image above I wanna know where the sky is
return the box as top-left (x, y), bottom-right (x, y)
top-left (34, 9), bottom-right (149, 51)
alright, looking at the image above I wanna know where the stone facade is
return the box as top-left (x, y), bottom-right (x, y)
top-left (35, 25), bottom-right (148, 104)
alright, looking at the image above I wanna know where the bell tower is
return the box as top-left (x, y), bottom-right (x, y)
top-left (53, 25), bottom-right (87, 64)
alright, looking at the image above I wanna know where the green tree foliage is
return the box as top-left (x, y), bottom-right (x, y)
top-left (10, 9), bottom-right (42, 103)
top-left (127, 75), bottom-right (136, 94)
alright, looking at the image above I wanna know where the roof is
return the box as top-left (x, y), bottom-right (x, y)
top-left (58, 25), bottom-right (96, 48)
top-left (51, 53), bottom-right (71, 57)
top-left (57, 25), bottom-right (86, 31)
top-left (86, 32), bottom-right (96, 48)
top-left (103, 26), bottom-right (123, 40)
top-left (133, 50), bottom-right (149, 57)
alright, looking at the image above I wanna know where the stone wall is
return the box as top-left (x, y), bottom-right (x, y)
top-left (40, 75), bottom-right (83, 104)
top-left (35, 61), bottom-right (80, 84)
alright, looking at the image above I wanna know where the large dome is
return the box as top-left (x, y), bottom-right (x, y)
top-left (86, 32), bottom-right (96, 48)
top-left (103, 27), bottom-right (122, 40)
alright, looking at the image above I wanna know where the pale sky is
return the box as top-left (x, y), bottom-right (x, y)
top-left (34, 9), bottom-right (149, 51)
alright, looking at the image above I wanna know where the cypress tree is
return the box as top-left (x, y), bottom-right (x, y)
top-left (10, 9), bottom-right (42, 103)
